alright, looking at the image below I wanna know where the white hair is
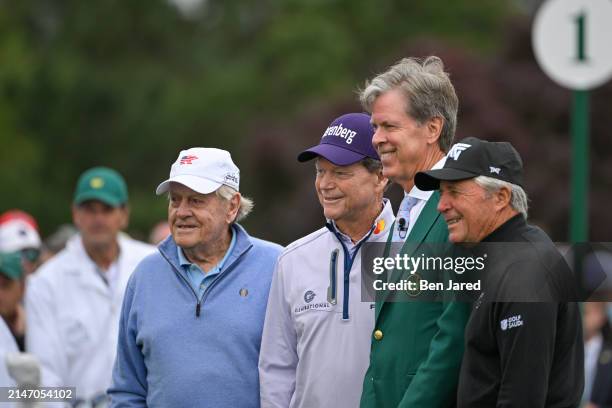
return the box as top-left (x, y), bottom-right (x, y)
top-left (215, 185), bottom-right (254, 222)
top-left (474, 176), bottom-right (528, 219)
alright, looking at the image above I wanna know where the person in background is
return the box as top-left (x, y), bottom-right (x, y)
top-left (583, 302), bottom-right (612, 408)
top-left (0, 210), bottom-right (43, 275)
top-left (0, 210), bottom-right (42, 352)
top-left (40, 224), bottom-right (78, 263)
top-left (0, 314), bottom-right (18, 387)
top-left (25, 167), bottom-right (155, 405)
top-left (0, 250), bottom-right (26, 351)
top-left (109, 148), bottom-right (282, 408)
top-left (0, 251), bottom-right (25, 380)
top-left (148, 220), bottom-right (170, 245)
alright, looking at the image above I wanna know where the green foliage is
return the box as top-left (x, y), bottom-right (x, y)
top-left (0, 0), bottom-right (512, 240)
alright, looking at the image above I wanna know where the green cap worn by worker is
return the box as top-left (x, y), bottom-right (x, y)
top-left (73, 167), bottom-right (128, 207)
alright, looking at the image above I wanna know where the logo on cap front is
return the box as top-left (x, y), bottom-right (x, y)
top-left (489, 166), bottom-right (501, 174)
top-left (90, 177), bottom-right (104, 189)
top-left (447, 143), bottom-right (472, 161)
top-left (179, 155), bottom-right (198, 165)
top-left (323, 123), bottom-right (357, 145)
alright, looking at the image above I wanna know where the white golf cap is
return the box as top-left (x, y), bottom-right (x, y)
top-left (0, 211), bottom-right (42, 252)
top-left (155, 147), bottom-right (240, 195)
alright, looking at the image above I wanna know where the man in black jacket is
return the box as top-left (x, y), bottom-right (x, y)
top-left (415, 137), bottom-right (584, 408)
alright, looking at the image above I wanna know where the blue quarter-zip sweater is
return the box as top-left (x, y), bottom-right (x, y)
top-left (108, 224), bottom-right (282, 408)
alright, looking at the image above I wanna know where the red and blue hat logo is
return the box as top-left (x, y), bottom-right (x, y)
top-left (179, 155), bottom-right (198, 165)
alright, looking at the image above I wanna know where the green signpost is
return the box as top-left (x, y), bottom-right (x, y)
top-left (570, 90), bottom-right (589, 242)
top-left (532, 0), bottom-right (612, 243)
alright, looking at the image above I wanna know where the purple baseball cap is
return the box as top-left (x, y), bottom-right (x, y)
top-left (297, 113), bottom-right (380, 166)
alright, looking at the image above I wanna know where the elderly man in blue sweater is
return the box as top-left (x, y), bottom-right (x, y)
top-left (109, 148), bottom-right (283, 408)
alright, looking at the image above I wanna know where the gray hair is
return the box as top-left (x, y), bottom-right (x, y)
top-left (216, 185), bottom-right (254, 222)
top-left (474, 176), bottom-right (528, 219)
top-left (360, 56), bottom-right (459, 152)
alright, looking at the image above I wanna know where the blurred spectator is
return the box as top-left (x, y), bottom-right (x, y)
top-left (148, 220), bottom-right (170, 245)
top-left (583, 302), bottom-right (612, 408)
top-left (25, 167), bottom-right (156, 405)
top-left (0, 210), bottom-right (43, 275)
top-left (0, 252), bottom-right (25, 351)
top-left (40, 224), bottom-right (78, 263)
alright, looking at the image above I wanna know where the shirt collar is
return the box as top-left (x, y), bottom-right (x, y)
top-left (329, 220), bottom-right (369, 247)
top-left (177, 245), bottom-right (191, 267)
top-left (407, 156), bottom-right (447, 201)
top-left (481, 213), bottom-right (526, 243)
top-left (372, 198), bottom-right (395, 237)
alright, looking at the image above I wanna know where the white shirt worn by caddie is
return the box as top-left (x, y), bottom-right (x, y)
top-left (25, 233), bottom-right (155, 402)
top-left (259, 200), bottom-right (395, 408)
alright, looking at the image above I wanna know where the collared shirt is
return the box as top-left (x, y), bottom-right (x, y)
top-left (94, 260), bottom-right (120, 295)
top-left (177, 227), bottom-right (237, 299)
top-left (258, 199), bottom-right (394, 408)
top-left (403, 156), bottom-right (447, 237)
top-left (457, 215), bottom-right (584, 408)
top-left (329, 198), bottom-right (390, 257)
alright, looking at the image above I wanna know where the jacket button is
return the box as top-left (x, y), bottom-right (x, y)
top-left (373, 330), bottom-right (383, 341)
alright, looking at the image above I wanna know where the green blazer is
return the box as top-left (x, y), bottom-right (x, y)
top-left (360, 192), bottom-right (471, 408)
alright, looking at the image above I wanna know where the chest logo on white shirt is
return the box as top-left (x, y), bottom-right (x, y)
top-left (500, 315), bottom-right (523, 331)
top-left (304, 290), bottom-right (316, 303)
top-left (295, 291), bottom-right (332, 314)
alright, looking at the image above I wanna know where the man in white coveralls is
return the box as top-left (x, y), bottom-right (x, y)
top-left (25, 167), bottom-right (155, 405)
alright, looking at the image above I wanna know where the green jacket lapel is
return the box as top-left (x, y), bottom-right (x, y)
top-left (375, 192), bottom-right (442, 322)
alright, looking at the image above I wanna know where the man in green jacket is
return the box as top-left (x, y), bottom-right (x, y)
top-left (359, 56), bottom-right (471, 408)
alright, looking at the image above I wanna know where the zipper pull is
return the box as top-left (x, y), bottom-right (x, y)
top-left (327, 249), bottom-right (339, 305)
top-left (196, 302), bottom-right (201, 317)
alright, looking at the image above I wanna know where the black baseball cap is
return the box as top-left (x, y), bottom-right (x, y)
top-left (415, 137), bottom-right (524, 191)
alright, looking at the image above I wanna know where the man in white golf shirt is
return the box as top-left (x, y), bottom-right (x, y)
top-left (259, 113), bottom-right (394, 408)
